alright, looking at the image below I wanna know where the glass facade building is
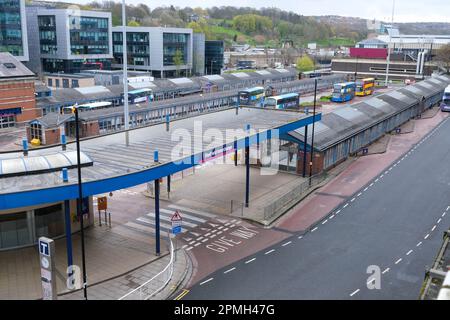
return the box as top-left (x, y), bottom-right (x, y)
top-left (0, 0), bottom-right (27, 60)
top-left (38, 15), bottom-right (57, 55)
top-left (205, 40), bottom-right (224, 75)
top-left (112, 31), bottom-right (149, 66)
top-left (163, 32), bottom-right (189, 66)
top-left (69, 16), bottom-right (109, 55)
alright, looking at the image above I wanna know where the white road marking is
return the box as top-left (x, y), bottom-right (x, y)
top-left (416, 242), bottom-right (422, 247)
top-left (282, 241), bottom-right (292, 247)
top-left (181, 245), bottom-right (187, 249)
top-left (200, 278), bottom-right (214, 286)
top-left (245, 258), bottom-right (256, 264)
top-left (189, 241), bottom-right (196, 245)
top-left (443, 212), bottom-right (447, 217)
top-left (375, 178), bottom-right (379, 182)
top-left (406, 250), bottom-right (413, 256)
top-left (223, 228), bottom-right (229, 232)
top-left (431, 225), bottom-right (436, 232)
top-left (186, 246), bottom-right (193, 251)
top-left (343, 203), bottom-right (349, 208)
top-left (224, 267), bottom-right (236, 274)
top-left (351, 198), bottom-right (355, 202)
top-left (367, 278), bottom-right (375, 285)
top-left (298, 236), bottom-right (303, 239)
top-left (311, 227), bottom-right (318, 232)
top-left (350, 289), bottom-right (360, 297)
top-left (201, 238), bottom-right (208, 243)
top-left (322, 220), bottom-right (328, 225)
top-left (330, 214), bottom-right (335, 219)
top-left (424, 234), bottom-right (430, 240)
top-left (265, 249), bottom-right (275, 255)
top-left (370, 183), bottom-right (374, 187)
top-left (437, 218), bottom-right (442, 224)
top-left (357, 193), bottom-right (362, 197)
top-left (446, 206), bottom-right (450, 211)
top-left (363, 187), bottom-right (368, 192)
top-left (380, 175), bottom-right (384, 178)
top-left (395, 258), bottom-right (402, 265)
top-left (194, 243), bottom-right (201, 247)
top-left (382, 268), bottom-right (390, 274)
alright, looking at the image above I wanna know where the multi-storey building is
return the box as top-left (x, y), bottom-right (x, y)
top-left (0, 0), bottom-right (29, 61)
top-left (26, 7), bottom-right (113, 74)
top-left (205, 40), bottom-right (224, 75)
top-left (112, 26), bottom-right (193, 78)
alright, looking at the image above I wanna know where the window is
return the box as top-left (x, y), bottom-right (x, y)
top-left (0, 212), bottom-right (30, 249)
top-left (0, 115), bottom-right (15, 128)
top-left (55, 79), bottom-right (60, 88)
top-left (72, 79), bottom-right (79, 88)
top-left (34, 204), bottom-right (64, 239)
top-left (63, 79), bottom-right (69, 88)
top-left (48, 78), bottom-right (53, 87)
top-left (29, 123), bottom-right (42, 141)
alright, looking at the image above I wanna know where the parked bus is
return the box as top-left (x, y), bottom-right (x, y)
top-left (355, 78), bottom-right (375, 97)
top-left (440, 85), bottom-right (450, 112)
top-left (123, 88), bottom-right (154, 104)
top-left (238, 87), bottom-right (265, 105)
top-left (331, 82), bottom-right (356, 103)
top-left (62, 101), bottom-right (113, 114)
top-left (264, 93), bottom-right (300, 110)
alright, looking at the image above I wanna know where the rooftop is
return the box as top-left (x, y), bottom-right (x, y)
top-left (0, 53), bottom-right (35, 81)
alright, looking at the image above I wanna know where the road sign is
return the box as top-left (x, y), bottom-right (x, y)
top-left (171, 210), bottom-right (182, 234)
top-left (38, 237), bottom-right (57, 300)
top-left (97, 196), bottom-right (107, 211)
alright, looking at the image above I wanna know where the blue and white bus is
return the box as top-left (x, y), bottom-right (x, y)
top-left (331, 82), bottom-right (356, 103)
top-left (62, 101), bottom-right (113, 114)
top-left (264, 93), bottom-right (300, 110)
top-left (238, 87), bottom-right (265, 105)
top-left (123, 88), bottom-right (154, 104)
top-left (440, 85), bottom-right (450, 112)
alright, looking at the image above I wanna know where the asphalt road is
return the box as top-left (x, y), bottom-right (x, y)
top-left (184, 115), bottom-right (450, 300)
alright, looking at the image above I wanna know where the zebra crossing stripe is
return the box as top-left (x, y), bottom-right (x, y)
top-left (160, 208), bottom-right (206, 223)
top-left (146, 212), bottom-right (197, 228)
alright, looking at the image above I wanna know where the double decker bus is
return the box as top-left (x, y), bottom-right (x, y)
top-left (238, 87), bottom-right (265, 105)
top-left (440, 85), bottom-right (450, 112)
top-left (331, 82), bottom-right (356, 103)
top-left (264, 93), bottom-right (300, 110)
top-left (123, 88), bottom-right (154, 105)
top-left (62, 101), bottom-right (113, 114)
top-left (355, 78), bottom-right (375, 97)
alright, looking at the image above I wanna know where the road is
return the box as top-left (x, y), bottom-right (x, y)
top-left (183, 115), bottom-right (450, 300)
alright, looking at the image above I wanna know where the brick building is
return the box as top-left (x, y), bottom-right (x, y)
top-left (0, 52), bottom-right (39, 128)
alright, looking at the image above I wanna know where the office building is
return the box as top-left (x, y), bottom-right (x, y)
top-left (192, 33), bottom-right (205, 76)
top-left (0, 0), bottom-right (29, 61)
top-left (205, 40), bottom-right (224, 75)
top-left (26, 7), bottom-right (113, 74)
top-left (112, 26), bottom-right (193, 78)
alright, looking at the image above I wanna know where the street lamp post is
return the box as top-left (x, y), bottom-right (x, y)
top-left (122, 0), bottom-right (130, 146)
top-left (309, 78), bottom-right (318, 186)
top-left (73, 106), bottom-right (88, 300)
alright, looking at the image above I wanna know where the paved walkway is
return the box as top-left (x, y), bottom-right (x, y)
top-left (0, 220), bottom-right (188, 300)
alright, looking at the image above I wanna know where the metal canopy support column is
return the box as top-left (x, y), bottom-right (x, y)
top-left (302, 125), bottom-right (308, 178)
top-left (245, 124), bottom-right (250, 208)
top-left (62, 168), bottom-right (73, 270)
top-left (154, 150), bottom-right (160, 256)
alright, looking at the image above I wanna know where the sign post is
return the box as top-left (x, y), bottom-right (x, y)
top-left (97, 196), bottom-right (108, 227)
top-left (171, 210), bottom-right (183, 261)
top-left (38, 237), bottom-right (57, 300)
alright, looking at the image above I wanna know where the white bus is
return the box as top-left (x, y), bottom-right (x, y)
top-left (62, 101), bottom-right (113, 114)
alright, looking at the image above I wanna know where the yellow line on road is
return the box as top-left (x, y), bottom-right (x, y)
top-left (174, 289), bottom-right (190, 300)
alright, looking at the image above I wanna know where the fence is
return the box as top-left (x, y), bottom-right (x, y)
top-left (118, 233), bottom-right (174, 300)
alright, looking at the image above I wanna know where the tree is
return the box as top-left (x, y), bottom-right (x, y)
top-left (436, 44), bottom-right (450, 74)
top-left (128, 20), bottom-right (140, 27)
top-left (173, 49), bottom-right (184, 77)
top-left (296, 55), bottom-right (315, 72)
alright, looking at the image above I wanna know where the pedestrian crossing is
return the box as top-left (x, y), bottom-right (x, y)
top-left (124, 204), bottom-right (221, 238)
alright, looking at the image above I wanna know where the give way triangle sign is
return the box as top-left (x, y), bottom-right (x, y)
top-left (171, 210), bottom-right (182, 222)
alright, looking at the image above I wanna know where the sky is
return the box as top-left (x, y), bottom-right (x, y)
top-left (59, 0), bottom-right (450, 23)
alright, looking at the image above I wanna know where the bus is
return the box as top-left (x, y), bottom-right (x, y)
top-left (440, 85), bottom-right (450, 112)
top-left (355, 78), bottom-right (375, 97)
top-left (238, 87), bottom-right (265, 105)
top-left (331, 82), bottom-right (356, 103)
top-left (123, 88), bottom-right (154, 104)
top-left (264, 93), bottom-right (300, 110)
top-left (62, 101), bottom-right (113, 114)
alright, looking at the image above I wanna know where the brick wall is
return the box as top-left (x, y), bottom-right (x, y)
top-left (0, 80), bottom-right (40, 124)
top-left (44, 127), bottom-right (61, 145)
top-left (296, 150), bottom-right (324, 175)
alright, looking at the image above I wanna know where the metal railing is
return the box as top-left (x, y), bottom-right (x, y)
top-left (118, 233), bottom-right (174, 300)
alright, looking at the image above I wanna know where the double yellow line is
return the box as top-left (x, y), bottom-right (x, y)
top-left (174, 288), bottom-right (190, 300)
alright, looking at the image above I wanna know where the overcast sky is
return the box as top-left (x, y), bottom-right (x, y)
top-left (61, 0), bottom-right (450, 23)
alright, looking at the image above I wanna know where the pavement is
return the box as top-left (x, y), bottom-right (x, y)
top-left (179, 108), bottom-right (450, 300)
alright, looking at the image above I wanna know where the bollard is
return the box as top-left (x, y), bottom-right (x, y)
top-left (154, 150), bottom-right (159, 163)
top-left (22, 139), bottom-right (28, 156)
top-left (62, 168), bottom-right (68, 182)
top-left (61, 134), bottom-right (67, 151)
top-left (165, 114), bottom-right (170, 131)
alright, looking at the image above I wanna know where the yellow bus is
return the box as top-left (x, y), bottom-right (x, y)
top-left (355, 78), bottom-right (375, 96)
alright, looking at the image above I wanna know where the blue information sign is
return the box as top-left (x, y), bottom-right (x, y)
top-left (172, 226), bottom-right (182, 235)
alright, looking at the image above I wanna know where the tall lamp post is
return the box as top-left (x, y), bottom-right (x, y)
top-left (309, 78), bottom-right (319, 186)
top-left (384, 0), bottom-right (396, 87)
top-left (122, 0), bottom-right (130, 146)
top-left (73, 105), bottom-right (88, 300)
